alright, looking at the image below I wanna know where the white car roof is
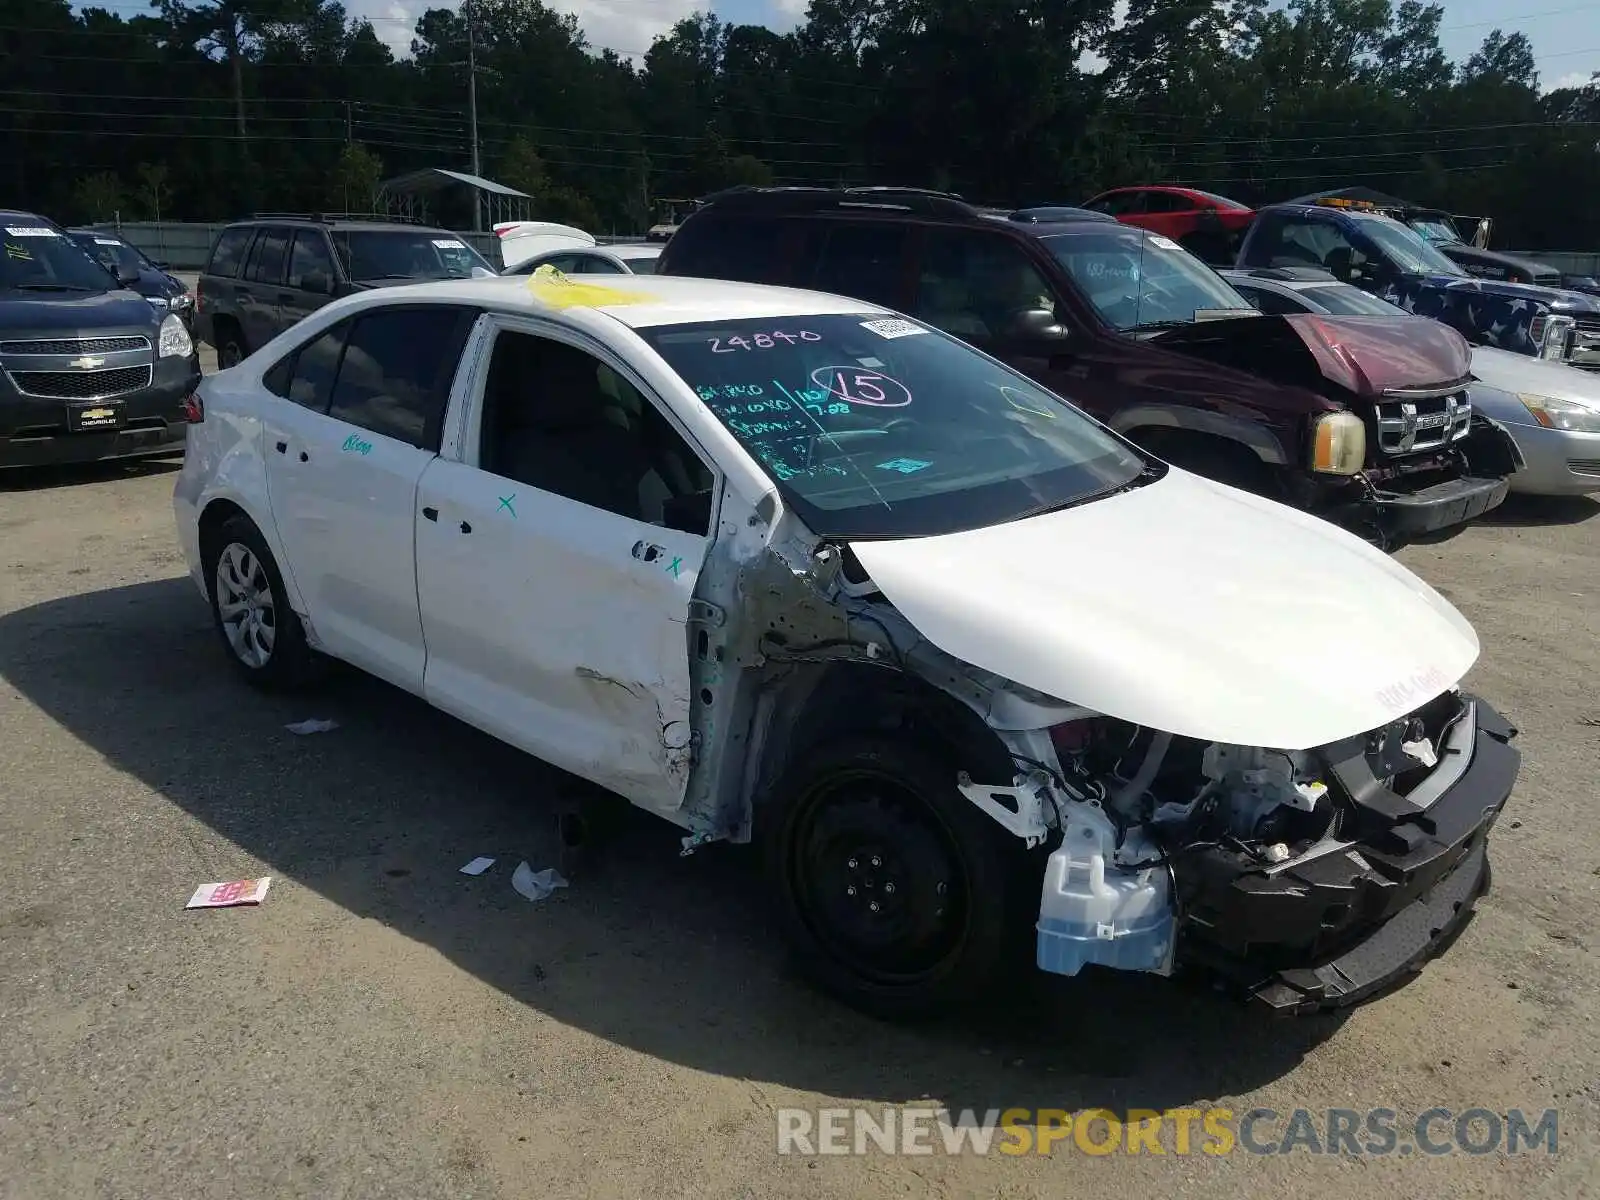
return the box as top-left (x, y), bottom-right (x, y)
top-left (349, 273), bottom-right (891, 330)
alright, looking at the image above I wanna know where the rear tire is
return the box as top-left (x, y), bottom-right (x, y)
top-left (758, 736), bottom-right (1038, 1020)
top-left (216, 324), bottom-right (245, 369)
top-left (204, 514), bottom-right (321, 690)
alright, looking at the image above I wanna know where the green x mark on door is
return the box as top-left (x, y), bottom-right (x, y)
top-left (498, 494), bottom-right (517, 518)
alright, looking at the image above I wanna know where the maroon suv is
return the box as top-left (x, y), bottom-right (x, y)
top-left (656, 186), bottom-right (1522, 546)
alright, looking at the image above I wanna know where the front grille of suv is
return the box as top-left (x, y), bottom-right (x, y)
top-left (1375, 390), bottom-right (1472, 455)
top-left (0, 336), bottom-right (151, 356)
top-left (9, 365), bottom-right (153, 399)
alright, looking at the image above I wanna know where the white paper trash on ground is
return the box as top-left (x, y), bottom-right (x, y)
top-left (511, 862), bottom-right (568, 903)
top-left (186, 877), bottom-right (272, 909)
top-left (459, 856), bottom-right (496, 876)
top-left (285, 718), bottom-right (338, 735)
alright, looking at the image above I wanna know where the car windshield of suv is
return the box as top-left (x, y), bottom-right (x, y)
top-left (70, 233), bottom-right (148, 278)
top-left (332, 230), bottom-right (491, 282)
top-left (642, 313), bottom-right (1155, 540)
top-left (1299, 284), bottom-right (1408, 317)
top-left (1408, 217), bottom-right (1461, 246)
top-left (1, 224), bottom-right (119, 292)
top-left (1040, 227), bottom-right (1258, 332)
top-left (1351, 213), bottom-right (1465, 276)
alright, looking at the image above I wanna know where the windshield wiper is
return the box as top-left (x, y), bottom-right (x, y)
top-left (1010, 462), bottom-right (1167, 522)
top-left (352, 273), bottom-right (421, 282)
top-left (12, 282), bottom-right (95, 292)
top-left (1126, 319), bottom-right (1195, 332)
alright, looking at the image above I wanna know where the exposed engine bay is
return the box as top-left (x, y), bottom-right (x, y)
top-left (957, 685), bottom-right (1512, 1012)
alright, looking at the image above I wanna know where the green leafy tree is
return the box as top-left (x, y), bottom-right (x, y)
top-left (331, 142), bottom-right (383, 212)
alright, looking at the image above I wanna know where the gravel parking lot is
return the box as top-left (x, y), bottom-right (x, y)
top-left (1, 410), bottom-right (1596, 1196)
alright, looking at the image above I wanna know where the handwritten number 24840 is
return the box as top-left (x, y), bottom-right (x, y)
top-left (709, 331), bottom-right (821, 353)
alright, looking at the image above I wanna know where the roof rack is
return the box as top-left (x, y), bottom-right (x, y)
top-left (695, 185), bottom-right (979, 220)
top-left (248, 211), bottom-right (426, 225)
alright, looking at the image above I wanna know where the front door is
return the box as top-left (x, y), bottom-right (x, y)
top-left (260, 304), bottom-right (474, 693)
top-left (237, 225), bottom-right (290, 353)
top-left (280, 228), bottom-right (339, 334)
top-left (414, 322), bottom-right (719, 814)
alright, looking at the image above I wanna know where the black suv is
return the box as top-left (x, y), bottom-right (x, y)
top-left (2, 210), bottom-right (201, 469)
top-left (195, 213), bottom-right (495, 367)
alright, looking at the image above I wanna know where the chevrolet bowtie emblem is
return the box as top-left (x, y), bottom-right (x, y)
top-left (68, 356), bottom-right (105, 369)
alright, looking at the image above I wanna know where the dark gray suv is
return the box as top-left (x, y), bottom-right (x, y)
top-left (195, 214), bottom-right (495, 367)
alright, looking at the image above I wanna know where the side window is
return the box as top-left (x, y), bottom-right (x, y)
top-left (326, 307), bottom-right (473, 451)
top-left (913, 229), bottom-right (1057, 341)
top-left (287, 230), bottom-right (337, 291)
top-left (570, 253), bottom-right (628, 275)
top-left (1099, 192), bottom-right (1148, 216)
top-left (1239, 285), bottom-right (1303, 315)
top-left (285, 320), bottom-right (350, 411)
top-left (1143, 192), bottom-right (1193, 214)
top-left (808, 222), bottom-right (911, 309)
top-left (662, 214), bottom-right (788, 284)
top-left (477, 329), bottom-right (714, 535)
top-left (246, 227), bottom-right (289, 284)
top-left (206, 227), bottom-right (255, 278)
top-left (1266, 217), bottom-right (1356, 272)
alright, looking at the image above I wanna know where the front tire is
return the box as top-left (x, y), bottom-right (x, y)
top-left (216, 326), bottom-right (246, 369)
top-left (759, 737), bottom-right (1037, 1019)
top-left (204, 514), bottom-right (320, 689)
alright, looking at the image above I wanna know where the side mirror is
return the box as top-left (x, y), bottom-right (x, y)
top-left (1008, 308), bottom-right (1070, 340)
top-left (301, 269), bottom-right (333, 294)
top-left (151, 260), bottom-right (171, 271)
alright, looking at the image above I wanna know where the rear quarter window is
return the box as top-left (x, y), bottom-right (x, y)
top-left (207, 227), bottom-right (255, 279)
top-left (660, 213), bottom-right (793, 284)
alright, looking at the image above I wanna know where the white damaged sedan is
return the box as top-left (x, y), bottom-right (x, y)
top-left (173, 270), bottom-right (1521, 1018)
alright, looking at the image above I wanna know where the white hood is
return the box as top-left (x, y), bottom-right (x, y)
top-left (849, 469), bottom-right (1479, 750)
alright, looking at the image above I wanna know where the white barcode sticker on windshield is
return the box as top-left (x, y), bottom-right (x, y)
top-left (1148, 235), bottom-right (1181, 251)
top-left (5, 226), bottom-right (59, 238)
top-left (860, 318), bottom-right (925, 339)
top-left (432, 238), bottom-right (466, 249)
top-left (95, 237), bottom-right (122, 245)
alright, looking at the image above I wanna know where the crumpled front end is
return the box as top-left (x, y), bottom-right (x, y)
top-left (1012, 688), bottom-right (1517, 1013)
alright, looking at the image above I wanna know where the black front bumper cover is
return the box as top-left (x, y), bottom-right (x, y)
top-left (1175, 697), bottom-right (1519, 1015)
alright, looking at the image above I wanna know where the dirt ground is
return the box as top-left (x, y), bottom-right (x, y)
top-left (1, 395), bottom-right (1596, 1197)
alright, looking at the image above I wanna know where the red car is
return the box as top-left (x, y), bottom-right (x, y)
top-left (1080, 185), bottom-right (1256, 265)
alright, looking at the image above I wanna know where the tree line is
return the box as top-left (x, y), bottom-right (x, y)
top-left (2, 0), bottom-right (1598, 248)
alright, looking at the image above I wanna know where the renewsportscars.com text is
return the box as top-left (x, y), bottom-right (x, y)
top-left (775, 1106), bottom-right (1559, 1157)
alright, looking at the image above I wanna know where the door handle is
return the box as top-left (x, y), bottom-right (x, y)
top-left (422, 506), bottom-right (438, 522)
top-left (458, 520), bottom-right (473, 534)
top-left (275, 440), bottom-right (287, 454)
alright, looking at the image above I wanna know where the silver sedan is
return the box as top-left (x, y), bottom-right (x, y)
top-left (1466, 347), bottom-right (1600, 495)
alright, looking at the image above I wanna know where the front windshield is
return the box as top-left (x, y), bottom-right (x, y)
top-left (1040, 228), bottom-right (1257, 331)
top-left (1300, 284), bottom-right (1409, 317)
top-left (71, 233), bottom-right (148, 278)
top-left (641, 314), bottom-right (1152, 540)
top-left (2, 223), bottom-right (120, 292)
top-left (1408, 218), bottom-right (1461, 246)
top-left (1353, 214), bottom-right (1465, 276)
top-left (332, 230), bottom-right (491, 281)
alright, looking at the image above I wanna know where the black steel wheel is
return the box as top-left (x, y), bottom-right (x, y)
top-left (760, 737), bottom-right (1036, 1019)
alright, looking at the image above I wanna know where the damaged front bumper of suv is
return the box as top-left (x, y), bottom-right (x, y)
top-left (1025, 691), bottom-right (1518, 1014)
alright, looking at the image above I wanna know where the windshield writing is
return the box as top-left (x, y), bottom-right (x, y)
top-left (2, 225), bottom-right (119, 291)
top-left (1040, 229), bottom-right (1255, 330)
top-left (644, 314), bottom-right (1149, 540)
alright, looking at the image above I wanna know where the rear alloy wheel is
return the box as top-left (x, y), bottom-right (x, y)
top-left (761, 738), bottom-right (1033, 1019)
top-left (204, 514), bottom-right (320, 689)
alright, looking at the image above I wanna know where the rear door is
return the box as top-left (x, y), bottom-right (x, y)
top-left (414, 319), bottom-right (719, 814)
top-left (237, 225), bottom-right (291, 352)
top-left (260, 303), bottom-right (476, 693)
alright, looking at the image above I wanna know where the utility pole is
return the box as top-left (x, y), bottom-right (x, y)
top-left (466, 0), bottom-right (482, 231)
top-left (345, 100), bottom-right (353, 146)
